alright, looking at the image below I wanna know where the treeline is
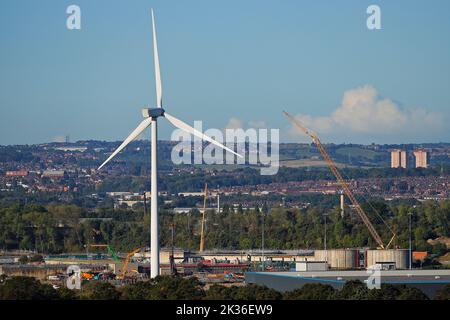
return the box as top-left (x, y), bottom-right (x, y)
top-left (0, 200), bottom-right (449, 253)
top-left (1, 276), bottom-right (449, 300)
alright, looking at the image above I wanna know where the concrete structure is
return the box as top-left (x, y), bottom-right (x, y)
top-left (178, 192), bottom-right (205, 197)
top-left (134, 248), bottom-right (189, 264)
top-left (245, 269), bottom-right (450, 298)
top-left (391, 150), bottom-right (407, 168)
top-left (0, 256), bottom-right (18, 264)
top-left (296, 261), bottom-right (328, 272)
top-left (366, 249), bottom-right (409, 269)
top-left (313, 249), bottom-right (409, 270)
top-left (173, 207), bottom-right (220, 214)
top-left (42, 170), bottom-right (65, 178)
top-left (54, 146), bottom-right (87, 152)
top-left (0, 264), bottom-right (109, 281)
top-left (198, 250), bottom-right (314, 263)
top-left (44, 249), bottom-right (190, 275)
top-left (314, 249), bottom-right (357, 269)
top-left (413, 149), bottom-right (428, 168)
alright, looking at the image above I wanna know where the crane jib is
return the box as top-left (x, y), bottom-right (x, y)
top-left (283, 111), bottom-right (395, 249)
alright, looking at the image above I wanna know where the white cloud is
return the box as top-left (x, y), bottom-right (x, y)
top-left (224, 118), bottom-right (268, 131)
top-left (288, 85), bottom-right (445, 142)
top-left (52, 135), bottom-right (66, 143)
top-left (224, 117), bottom-right (244, 130)
top-left (248, 120), bottom-right (268, 129)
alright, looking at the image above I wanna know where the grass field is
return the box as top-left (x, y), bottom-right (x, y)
top-left (335, 146), bottom-right (385, 160)
top-left (279, 159), bottom-right (348, 168)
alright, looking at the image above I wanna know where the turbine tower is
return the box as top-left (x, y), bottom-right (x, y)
top-left (97, 10), bottom-right (242, 278)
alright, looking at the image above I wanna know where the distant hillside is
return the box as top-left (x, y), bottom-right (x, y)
top-left (1, 140), bottom-right (449, 169)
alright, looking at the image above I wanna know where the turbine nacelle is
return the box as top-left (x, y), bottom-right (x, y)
top-left (142, 107), bottom-right (165, 119)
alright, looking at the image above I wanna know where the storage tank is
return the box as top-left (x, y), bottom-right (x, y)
top-left (366, 249), bottom-right (409, 269)
top-left (314, 249), bottom-right (357, 269)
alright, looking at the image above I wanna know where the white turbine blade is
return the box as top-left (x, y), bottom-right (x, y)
top-left (164, 112), bottom-right (243, 158)
top-left (97, 118), bottom-right (152, 170)
top-left (151, 9), bottom-right (162, 108)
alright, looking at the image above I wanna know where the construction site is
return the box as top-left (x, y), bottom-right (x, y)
top-left (1, 113), bottom-right (449, 299)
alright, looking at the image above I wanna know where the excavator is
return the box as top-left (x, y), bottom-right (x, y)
top-left (89, 244), bottom-right (144, 279)
top-left (117, 247), bottom-right (143, 279)
top-left (283, 111), bottom-right (396, 249)
top-left (89, 244), bottom-right (120, 261)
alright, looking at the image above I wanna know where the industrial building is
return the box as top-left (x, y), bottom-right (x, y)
top-left (245, 248), bottom-right (447, 298)
top-left (313, 249), bottom-right (409, 270)
top-left (245, 269), bottom-right (450, 299)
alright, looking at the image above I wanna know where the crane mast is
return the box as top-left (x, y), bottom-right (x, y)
top-left (283, 111), bottom-right (395, 249)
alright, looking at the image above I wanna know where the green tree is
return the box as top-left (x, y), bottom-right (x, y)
top-left (120, 281), bottom-right (154, 300)
top-left (283, 283), bottom-right (335, 300)
top-left (396, 286), bottom-right (429, 300)
top-left (149, 276), bottom-right (205, 300)
top-left (228, 284), bottom-right (282, 300)
top-left (57, 287), bottom-right (79, 300)
top-left (0, 276), bottom-right (58, 300)
top-left (367, 284), bottom-right (401, 300)
top-left (80, 281), bottom-right (120, 300)
top-left (335, 280), bottom-right (369, 300)
top-left (203, 285), bottom-right (232, 300)
top-left (434, 284), bottom-right (450, 300)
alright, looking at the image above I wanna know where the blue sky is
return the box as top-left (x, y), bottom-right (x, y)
top-left (0, 0), bottom-right (449, 145)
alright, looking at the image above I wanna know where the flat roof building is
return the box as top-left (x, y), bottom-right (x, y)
top-left (245, 269), bottom-right (450, 299)
top-left (42, 170), bottom-right (65, 178)
top-left (5, 170), bottom-right (28, 177)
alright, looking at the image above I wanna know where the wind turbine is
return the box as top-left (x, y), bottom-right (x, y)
top-left (97, 10), bottom-right (242, 278)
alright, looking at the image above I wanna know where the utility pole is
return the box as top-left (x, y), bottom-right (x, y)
top-left (217, 194), bottom-right (220, 213)
top-left (324, 213), bottom-right (328, 251)
top-left (200, 183), bottom-right (207, 252)
top-left (170, 219), bottom-right (176, 275)
top-left (216, 185), bottom-right (220, 214)
top-left (143, 192), bottom-right (148, 215)
top-left (408, 210), bottom-right (413, 270)
top-left (261, 211), bottom-right (265, 271)
top-left (324, 213), bottom-right (329, 263)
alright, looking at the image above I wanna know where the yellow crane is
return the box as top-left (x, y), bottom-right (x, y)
top-left (199, 183), bottom-right (208, 252)
top-left (283, 111), bottom-right (396, 249)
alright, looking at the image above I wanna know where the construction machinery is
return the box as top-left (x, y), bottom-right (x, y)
top-left (118, 247), bottom-right (142, 279)
top-left (199, 183), bottom-right (208, 252)
top-left (283, 111), bottom-right (396, 249)
top-left (90, 244), bottom-right (120, 262)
